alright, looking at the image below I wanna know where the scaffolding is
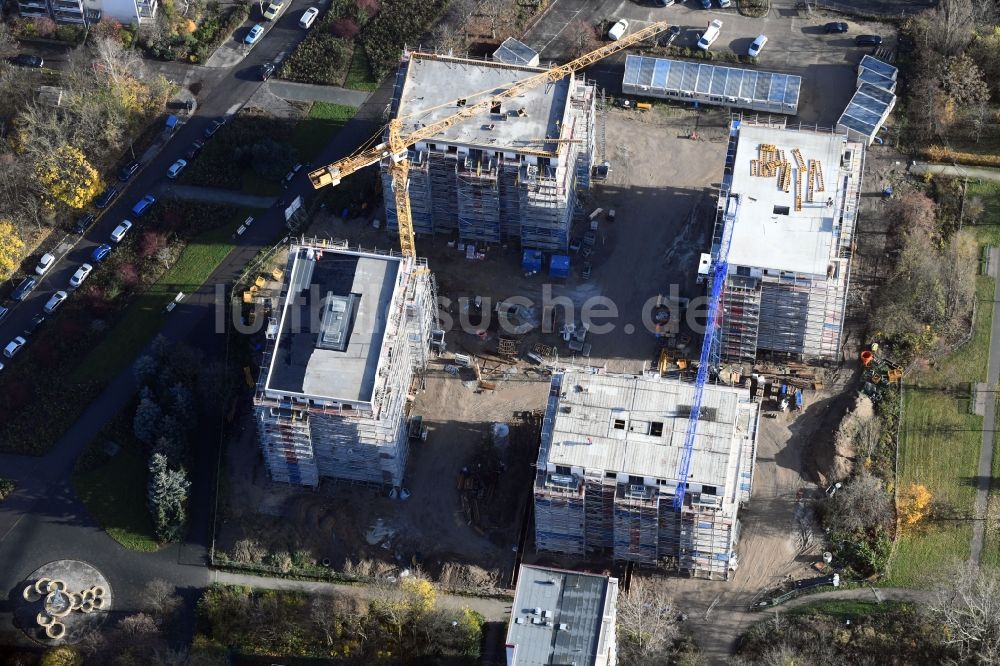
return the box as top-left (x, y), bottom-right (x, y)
top-left (253, 241), bottom-right (435, 489)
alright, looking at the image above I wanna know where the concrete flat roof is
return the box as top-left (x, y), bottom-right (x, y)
top-left (264, 247), bottom-right (402, 404)
top-left (395, 54), bottom-right (570, 152)
top-left (542, 372), bottom-right (757, 494)
top-left (728, 125), bottom-right (847, 276)
top-left (506, 565), bottom-right (613, 666)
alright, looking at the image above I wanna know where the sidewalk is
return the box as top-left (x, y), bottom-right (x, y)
top-left (156, 183), bottom-right (277, 209)
top-left (267, 80), bottom-right (372, 107)
top-left (211, 570), bottom-right (513, 620)
top-left (909, 161), bottom-right (1000, 183)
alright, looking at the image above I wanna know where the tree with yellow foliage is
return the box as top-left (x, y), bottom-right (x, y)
top-left (36, 145), bottom-right (102, 210)
top-left (0, 220), bottom-right (25, 281)
top-left (898, 483), bottom-right (932, 529)
top-left (40, 646), bottom-right (82, 666)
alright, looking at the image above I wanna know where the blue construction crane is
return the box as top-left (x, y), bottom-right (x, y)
top-left (672, 191), bottom-right (739, 511)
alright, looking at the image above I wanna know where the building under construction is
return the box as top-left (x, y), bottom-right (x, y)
top-left (253, 239), bottom-right (436, 488)
top-left (381, 52), bottom-right (596, 252)
top-left (533, 371), bottom-right (759, 579)
top-left (714, 122), bottom-right (865, 362)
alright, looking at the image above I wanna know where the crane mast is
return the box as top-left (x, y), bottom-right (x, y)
top-left (307, 22), bottom-right (673, 257)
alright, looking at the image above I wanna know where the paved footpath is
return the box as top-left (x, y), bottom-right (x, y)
top-left (970, 247), bottom-right (1000, 566)
top-left (266, 80), bottom-right (372, 108)
top-left (909, 162), bottom-right (1000, 183)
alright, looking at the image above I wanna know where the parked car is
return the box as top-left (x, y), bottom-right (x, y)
top-left (0, 305), bottom-right (8, 325)
top-left (717, 0), bottom-right (731, 7)
top-left (654, 0), bottom-right (675, 6)
top-left (35, 253), bottom-right (55, 276)
top-left (43, 290), bottom-right (67, 314)
top-left (185, 140), bottom-right (205, 160)
top-left (748, 34), bottom-right (768, 57)
top-left (91, 244), bottom-right (112, 263)
top-left (70, 263), bottom-right (93, 288)
top-left (4, 336), bottom-right (26, 359)
top-left (299, 6), bottom-right (319, 28)
top-left (260, 62), bottom-right (276, 80)
top-left (94, 185), bottom-right (119, 209)
top-left (607, 19), bottom-right (629, 41)
top-left (167, 159), bottom-right (188, 179)
top-left (697, 19), bottom-right (723, 50)
top-left (11, 277), bottom-right (37, 302)
top-left (203, 118), bottom-right (226, 138)
top-left (824, 21), bottom-right (849, 33)
top-left (74, 213), bottom-right (96, 234)
top-left (855, 34), bottom-right (882, 46)
top-left (245, 24), bottom-right (265, 45)
top-left (700, 0), bottom-right (711, 8)
top-left (659, 24), bottom-right (682, 47)
top-left (263, 1), bottom-right (283, 19)
top-left (283, 163), bottom-right (304, 187)
top-left (22, 314), bottom-right (44, 337)
top-left (110, 220), bottom-right (133, 243)
top-left (118, 160), bottom-right (141, 182)
top-left (131, 195), bottom-right (156, 217)
top-left (10, 54), bottom-right (43, 68)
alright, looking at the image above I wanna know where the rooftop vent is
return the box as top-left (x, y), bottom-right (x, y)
top-left (491, 101), bottom-right (502, 114)
top-left (517, 108), bottom-right (527, 117)
top-left (456, 98), bottom-right (467, 107)
top-left (316, 292), bottom-right (358, 352)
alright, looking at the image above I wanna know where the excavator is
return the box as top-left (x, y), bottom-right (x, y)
top-left (307, 21), bottom-right (674, 258)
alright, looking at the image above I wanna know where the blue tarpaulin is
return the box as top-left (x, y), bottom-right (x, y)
top-left (522, 250), bottom-right (543, 272)
top-left (165, 114), bottom-right (178, 130)
top-left (550, 255), bottom-right (570, 278)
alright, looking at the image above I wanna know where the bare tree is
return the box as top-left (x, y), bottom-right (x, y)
top-left (140, 579), bottom-right (183, 624)
top-left (926, 565), bottom-right (1000, 662)
top-left (824, 472), bottom-right (892, 535)
top-left (617, 577), bottom-right (681, 665)
top-left (0, 23), bottom-right (17, 61)
top-left (563, 20), bottom-right (601, 59)
top-left (855, 415), bottom-right (882, 461)
top-left (477, 0), bottom-right (517, 42)
top-left (927, 0), bottom-right (977, 56)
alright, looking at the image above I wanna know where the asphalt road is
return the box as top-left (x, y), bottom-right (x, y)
top-left (0, 0), bottom-right (318, 357)
top-left (0, 13), bottom-right (394, 645)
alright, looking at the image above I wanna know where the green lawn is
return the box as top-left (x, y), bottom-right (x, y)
top-left (887, 179), bottom-right (1000, 584)
top-left (74, 445), bottom-right (159, 552)
top-left (788, 599), bottom-right (909, 620)
top-left (71, 215), bottom-right (252, 385)
top-left (344, 45), bottom-right (379, 92)
top-left (290, 102), bottom-right (357, 162)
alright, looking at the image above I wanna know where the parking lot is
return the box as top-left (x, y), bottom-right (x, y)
top-left (523, 0), bottom-right (896, 124)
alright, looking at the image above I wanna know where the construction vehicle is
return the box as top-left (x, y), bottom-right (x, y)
top-left (307, 22), bottom-right (675, 257)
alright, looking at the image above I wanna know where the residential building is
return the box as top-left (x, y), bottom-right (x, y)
top-left (714, 122), bottom-right (865, 362)
top-left (533, 371), bottom-right (759, 580)
top-left (382, 52), bottom-right (596, 252)
top-left (21, 0), bottom-right (157, 25)
top-left (252, 239), bottom-right (436, 488)
top-left (505, 564), bottom-right (618, 666)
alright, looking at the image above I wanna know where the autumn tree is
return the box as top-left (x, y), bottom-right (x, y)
top-left (0, 220), bottom-right (25, 281)
top-left (36, 144), bottom-right (102, 210)
top-left (897, 483), bottom-right (932, 529)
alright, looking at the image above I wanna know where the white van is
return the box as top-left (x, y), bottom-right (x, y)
top-left (299, 7), bottom-right (319, 28)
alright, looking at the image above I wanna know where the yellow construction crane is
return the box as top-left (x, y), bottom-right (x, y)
top-left (308, 22), bottom-right (673, 257)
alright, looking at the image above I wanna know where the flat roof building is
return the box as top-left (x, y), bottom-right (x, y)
top-left (382, 52), bottom-right (596, 252)
top-left (533, 371), bottom-right (759, 579)
top-left (254, 240), bottom-right (436, 488)
top-left (713, 122), bottom-right (865, 361)
top-left (505, 565), bottom-right (618, 666)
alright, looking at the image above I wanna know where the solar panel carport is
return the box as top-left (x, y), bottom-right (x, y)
top-left (622, 54), bottom-right (801, 114)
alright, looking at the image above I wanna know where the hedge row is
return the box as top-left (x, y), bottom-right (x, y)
top-left (361, 0), bottom-right (449, 79)
top-left (923, 145), bottom-right (1000, 168)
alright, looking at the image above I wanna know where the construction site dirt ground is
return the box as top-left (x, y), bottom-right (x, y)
top-left (222, 105), bottom-right (904, 662)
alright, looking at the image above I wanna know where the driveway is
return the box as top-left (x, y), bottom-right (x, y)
top-left (523, 0), bottom-right (894, 124)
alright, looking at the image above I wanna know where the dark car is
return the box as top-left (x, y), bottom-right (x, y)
top-left (94, 186), bottom-right (119, 209)
top-left (203, 118), bottom-right (226, 139)
top-left (91, 244), bottom-right (112, 263)
top-left (0, 305), bottom-right (8, 325)
top-left (118, 160), bottom-right (141, 182)
top-left (260, 62), bottom-right (276, 80)
top-left (74, 213), bottom-right (96, 234)
top-left (659, 24), bottom-right (682, 46)
top-left (824, 21), bottom-right (849, 33)
top-left (11, 277), bottom-right (37, 302)
top-left (22, 313), bottom-right (45, 337)
top-left (654, 0), bottom-right (675, 6)
top-left (10, 54), bottom-right (43, 68)
top-left (855, 34), bottom-right (882, 46)
top-left (184, 140), bottom-right (205, 160)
